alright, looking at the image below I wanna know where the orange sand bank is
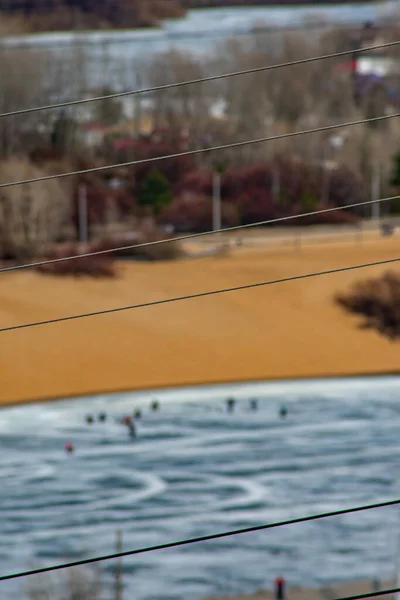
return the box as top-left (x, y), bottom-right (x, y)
top-left (1, 237), bottom-right (400, 406)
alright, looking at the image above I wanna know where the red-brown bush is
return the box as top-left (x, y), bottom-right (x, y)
top-left (174, 157), bottom-right (365, 229)
top-left (36, 244), bottom-right (116, 278)
top-left (134, 142), bottom-right (196, 189)
top-left (336, 271), bottom-right (400, 340)
top-left (160, 193), bottom-right (241, 232)
top-left (108, 140), bottom-right (196, 190)
top-left (71, 184), bottom-right (135, 230)
top-left (286, 205), bottom-right (360, 226)
top-left (92, 233), bottom-right (184, 261)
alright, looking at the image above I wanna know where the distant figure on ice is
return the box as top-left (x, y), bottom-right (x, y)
top-left (250, 398), bottom-right (258, 411)
top-left (226, 398), bottom-right (236, 412)
top-left (151, 400), bottom-right (160, 412)
top-left (98, 412), bottom-right (107, 422)
top-left (134, 409), bottom-right (142, 419)
top-left (85, 414), bottom-right (94, 424)
top-left (123, 415), bottom-right (136, 439)
top-left (274, 576), bottom-right (285, 600)
top-left (128, 422), bottom-right (136, 438)
top-left (279, 406), bottom-right (288, 419)
top-left (65, 441), bottom-right (74, 454)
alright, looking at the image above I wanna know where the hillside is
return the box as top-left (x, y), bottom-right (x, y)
top-left (0, 0), bottom-right (186, 31)
top-left (0, 0), bottom-right (375, 32)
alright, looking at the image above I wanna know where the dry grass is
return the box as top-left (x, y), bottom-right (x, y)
top-left (0, 236), bottom-right (400, 406)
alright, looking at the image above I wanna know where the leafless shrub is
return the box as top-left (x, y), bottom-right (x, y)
top-left (336, 271), bottom-right (400, 340)
top-left (36, 242), bottom-right (116, 278)
top-left (0, 47), bottom-right (51, 157)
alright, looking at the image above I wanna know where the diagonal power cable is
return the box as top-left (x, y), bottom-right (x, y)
top-left (2, 254), bottom-right (400, 334)
top-left (0, 194), bottom-right (397, 275)
top-left (334, 589), bottom-right (400, 600)
top-left (0, 112), bottom-right (400, 190)
top-left (1, 39), bottom-right (399, 119)
top-left (0, 498), bottom-right (398, 582)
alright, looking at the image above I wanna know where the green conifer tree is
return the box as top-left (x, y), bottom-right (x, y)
top-left (137, 170), bottom-right (172, 215)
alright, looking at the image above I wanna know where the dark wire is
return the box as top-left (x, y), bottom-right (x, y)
top-left (0, 498), bottom-right (398, 582)
top-left (0, 111), bottom-right (399, 190)
top-left (0, 194), bottom-right (396, 275)
top-left (0, 38), bottom-right (399, 118)
top-left (334, 588), bottom-right (400, 600)
top-left (1, 254), bottom-right (400, 334)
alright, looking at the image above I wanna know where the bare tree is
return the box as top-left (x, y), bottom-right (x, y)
top-left (140, 48), bottom-right (217, 145)
top-left (215, 27), bottom-right (358, 166)
top-left (0, 158), bottom-right (70, 259)
top-left (0, 45), bottom-right (50, 156)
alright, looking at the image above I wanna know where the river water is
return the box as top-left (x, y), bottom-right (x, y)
top-left (3, 1), bottom-right (398, 89)
top-left (0, 376), bottom-right (400, 599)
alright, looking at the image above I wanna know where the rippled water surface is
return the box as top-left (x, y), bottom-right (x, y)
top-left (1, 377), bottom-right (400, 599)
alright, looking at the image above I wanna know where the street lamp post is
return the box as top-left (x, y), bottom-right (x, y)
top-left (272, 159), bottom-right (280, 205)
top-left (212, 170), bottom-right (222, 232)
top-left (78, 182), bottom-right (88, 244)
top-left (321, 144), bottom-right (330, 208)
top-left (212, 163), bottom-right (224, 233)
top-left (115, 529), bottom-right (123, 600)
top-left (393, 499), bottom-right (400, 600)
top-left (322, 134), bottom-right (344, 207)
top-left (371, 158), bottom-right (381, 221)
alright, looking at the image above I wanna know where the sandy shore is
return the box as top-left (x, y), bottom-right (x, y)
top-left (204, 579), bottom-right (394, 600)
top-left (1, 235), bottom-right (400, 406)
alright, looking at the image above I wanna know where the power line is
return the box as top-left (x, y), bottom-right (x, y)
top-left (335, 588), bottom-right (400, 600)
top-left (0, 498), bottom-right (398, 582)
top-left (0, 38), bottom-right (398, 119)
top-left (2, 254), bottom-right (400, 334)
top-left (0, 195), bottom-right (397, 275)
top-left (1, 112), bottom-right (399, 190)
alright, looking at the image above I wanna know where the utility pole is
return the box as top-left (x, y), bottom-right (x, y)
top-left (212, 170), bottom-right (221, 232)
top-left (371, 158), bottom-right (381, 221)
top-left (272, 159), bottom-right (280, 205)
top-left (212, 163), bottom-right (225, 237)
top-left (115, 529), bottom-right (123, 600)
top-left (321, 165), bottom-right (330, 207)
top-left (394, 502), bottom-right (400, 600)
top-left (322, 134), bottom-right (343, 208)
top-left (78, 182), bottom-right (88, 244)
top-left (321, 142), bottom-right (330, 208)
top-left (133, 74), bottom-right (142, 139)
